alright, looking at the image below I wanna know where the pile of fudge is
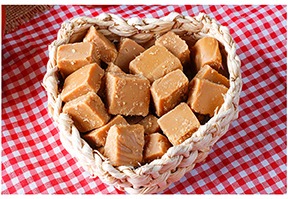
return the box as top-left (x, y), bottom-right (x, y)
top-left (56, 26), bottom-right (229, 167)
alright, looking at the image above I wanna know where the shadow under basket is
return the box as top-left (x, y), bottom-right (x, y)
top-left (43, 12), bottom-right (242, 194)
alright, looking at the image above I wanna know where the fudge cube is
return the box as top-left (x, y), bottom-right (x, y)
top-left (83, 26), bottom-right (117, 63)
top-left (114, 38), bottom-right (145, 73)
top-left (155, 31), bottom-right (190, 65)
top-left (106, 72), bottom-right (150, 116)
top-left (143, 132), bottom-right (172, 163)
top-left (158, 103), bottom-right (200, 145)
top-left (192, 37), bottom-right (222, 71)
top-left (187, 78), bottom-right (228, 117)
top-left (63, 92), bottom-right (110, 132)
top-left (61, 63), bottom-right (105, 102)
top-left (138, 114), bottom-right (160, 135)
top-left (82, 115), bottom-right (128, 148)
top-left (196, 64), bottom-right (229, 88)
top-left (57, 42), bottom-right (100, 77)
top-left (104, 124), bottom-right (145, 167)
top-left (97, 63), bottom-right (125, 100)
top-left (129, 45), bottom-right (183, 82)
top-left (151, 69), bottom-right (189, 117)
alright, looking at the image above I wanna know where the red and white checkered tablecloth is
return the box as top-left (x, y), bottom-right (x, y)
top-left (1, 5), bottom-right (287, 194)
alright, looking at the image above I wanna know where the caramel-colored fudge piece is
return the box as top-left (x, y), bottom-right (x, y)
top-left (57, 42), bottom-right (100, 77)
top-left (196, 64), bottom-right (229, 88)
top-left (82, 115), bottom-right (128, 148)
top-left (151, 69), bottom-right (189, 117)
top-left (187, 78), bottom-right (228, 117)
top-left (114, 38), bottom-right (145, 73)
top-left (97, 63), bottom-right (125, 99)
top-left (63, 92), bottom-right (110, 132)
top-left (61, 63), bottom-right (104, 102)
top-left (106, 72), bottom-right (150, 116)
top-left (97, 63), bottom-right (125, 100)
top-left (155, 31), bottom-right (190, 65)
top-left (104, 124), bottom-right (144, 167)
top-left (158, 103), bottom-right (200, 145)
top-left (83, 26), bottom-right (117, 63)
top-left (138, 114), bottom-right (160, 135)
top-left (129, 45), bottom-right (183, 82)
top-left (143, 132), bottom-right (172, 163)
top-left (192, 37), bottom-right (222, 71)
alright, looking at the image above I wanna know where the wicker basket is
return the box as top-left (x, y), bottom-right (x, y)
top-left (43, 12), bottom-right (242, 194)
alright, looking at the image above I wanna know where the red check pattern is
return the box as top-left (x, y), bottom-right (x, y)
top-left (1, 5), bottom-right (286, 194)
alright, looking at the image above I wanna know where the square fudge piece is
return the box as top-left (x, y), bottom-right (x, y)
top-left (57, 42), bottom-right (100, 77)
top-left (82, 115), bottom-right (128, 148)
top-left (187, 78), bottom-right (228, 117)
top-left (61, 63), bottom-right (105, 102)
top-left (97, 63), bottom-right (125, 100)
top-left (114, 38), bottom-right (145, 73)
top-left (196, 64), bottom-right (229, 88)
top-left (155, 31), bottom-right (190, 65)
top-left (151, 69), bottom-right (189, 117)
top-left (129, 45), bottom-right (182, 82)
top-left (104, 124), bottom-right (144, 167)
top-left (138, 114), bottom-right (160, 135)
top-left (143, 132), bottom-right (172, 163)
top-left (84, 26), bottom-right (117, 63)
top-left (63, 92), bottom-right (110, 132)
top-left (192, 37), bottom-right (222, 71)
top-left (106, 72), bottom-right (150, 116)
top-left (158, 103), bottom-right (200, 145)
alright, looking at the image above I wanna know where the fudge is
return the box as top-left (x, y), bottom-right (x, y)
top-left (196, 64), bottom-right (229, 88)
top-left (57, 42), bottom-right (100, 77)
top-left (155, 31), bottom-right (190, 65)
top-left (138, 114), bottom-right (160, 135)
top-left (129, 45), bottom-right (182, 82)
top-left (83, 26), bottom-right (117, 63)
top-left (187, 78), bottom-right (228, 117)
top-left (61, 63), bottom-right (104, 102)
top-left (97, 63), bottom-right (125, 100)
top-left (62, 92), bottom-right (110, 132)
top-left (57, 32), bottom-right (231, 167)
top-left (114, 38), bottom-right (145, 73)
top-left (143, 132), bottom-right (172, 163)
top-left (82, 115), bottom-right (128, 148)
top-left (192, 37), bottom-right (222, 71)
top-left (158, 103), bottom-right (200, 145)
top-left (106, 72), bottom-right (150, 116)
top-left (151, 69), bottom-right (189, 116)
top-left (104, 124), bottom-right (145, 167)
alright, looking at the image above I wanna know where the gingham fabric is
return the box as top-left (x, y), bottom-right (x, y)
top-left (1, 5), bottom-right (287, 194)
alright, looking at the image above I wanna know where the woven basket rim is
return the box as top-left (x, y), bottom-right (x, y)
top-left (43, 12), bottom-right (242, 194)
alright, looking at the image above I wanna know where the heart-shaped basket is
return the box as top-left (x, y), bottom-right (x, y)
top-left (43, 12), bottom-right (242, 194)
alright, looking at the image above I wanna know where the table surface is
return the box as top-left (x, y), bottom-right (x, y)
top-left (1, 5), bottom-right (287, 194)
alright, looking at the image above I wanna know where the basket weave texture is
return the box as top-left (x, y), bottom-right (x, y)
top-left (43, 12), bottom-right (242, 194)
